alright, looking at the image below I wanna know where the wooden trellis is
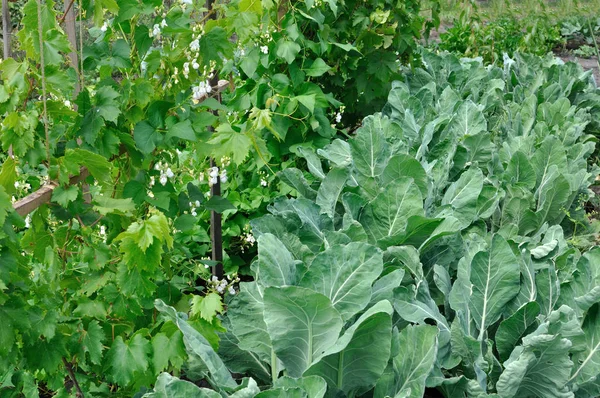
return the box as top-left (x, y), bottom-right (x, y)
top-left (6, 0), bottom-right (227, 280)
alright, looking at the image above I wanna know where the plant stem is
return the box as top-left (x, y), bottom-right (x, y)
top-left (271, 349), bottom-right (278, 385)
top-left (587, 19), bottom-right (600, 71)
top-left (62, 358), bottom-right (84, 398)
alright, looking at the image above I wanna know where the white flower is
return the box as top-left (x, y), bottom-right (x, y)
top-left (260, 45), bottom-right (268, 54)
top-left (199, 172), bottom-right (205, 182)
top-left (192, 81), bottom-right (211, 101)
top-left (149, 176), bottom-right (155, 186)
top-left (159, 175), bottom-right (168, 185)
top-left (166, 168), bottom-right (174, 178)
top-left (211, 276), bottom-right (219, 282)
top-left (100, 225), bottom-right (106, 235)
top-left (150, 24), bottom-right (161, 38)
top-left (181, 0), bottom-right (193, 4)
top-left (216, 286), bottom-right (224, 293)
top-left (100, 22), bottom-right (108, 32)
top-left (192, 60), bottom-right (200, 70)
top-left (14, 181), bottom-right (19, 188)
top-left (160, 19), bottom-right (168, 28)
top-left (190, 39), bottom-right (200, 52)
top-left (204, 264), bottom-right (209, 268)
top-left (64, 100), bottom-right (71, 107)
top-left (220, 174), bottom-right (228, 183)
top-left (183, 62), bottom-right (190, 75)
top-left (228, 286), bottom-right (236, 295)
top-left (335, 112), bottom-right (342, 123)
top-left (25, 215), bottom-right (31, 229)
top-left (260, 178), bottom-right (268, 187)
top-left (194, 200), bottom-right (200, 207)
top-left (209, 166), bottom-right (219, 177)
top-left (191, 210), bottom-right (197, 216)
top-left (210, 176), bottom-right (218, 185)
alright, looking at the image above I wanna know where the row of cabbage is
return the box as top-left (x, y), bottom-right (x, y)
top-left (144, 52), bottom-right (600, 398)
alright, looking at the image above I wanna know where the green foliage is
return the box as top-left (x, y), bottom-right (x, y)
top-left (439, 9), bottom-right (564, 63)
top-left (143, 51), bottom-right (600, 397)
top-left (0, 0), bottom-right (439, 395)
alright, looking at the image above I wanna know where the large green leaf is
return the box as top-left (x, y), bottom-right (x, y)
top-left (504, 151), bottom-right (536, 190)
top-left (299, 242), bottom-right (383, 321)
top-left (273, 376), bottom-right (327, 398)
top-left (496, 315), bottom-right (575, 398)
top-left (254, 234), bottom-right (299, 287)
top-left (350, 115), bottom-right (390, 178)
top-left (154, 300), bottom-right (237, 390)
top-left (390, 325), bottom-right (439, 398)
top-left (449, 101), bottom-right (487, 138)
top-left (381, 154), bottom-right (428, 197)
top-left (143, 372), bottom-right (220, 397)
top-left (496, 302), bottom-right (540, 362)
top-left (316, 167), bottom-right (349, 219)
top-left (360, 178), bottom-right (424, 244)
top-left (569, 303), bottom-right (600, 391)
top-left (227, 282), bottom-right (273, 362)
top-left (263, 286), bottom-right (343, 377)
top-left (442, 167), bottom-right (484, 209)
top-left (470, 234), bottom-right (521, 340)
top-left (305, 301), bottom-right (393, 395)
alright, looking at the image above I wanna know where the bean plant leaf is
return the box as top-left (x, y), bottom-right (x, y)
top-left (105, 334), bottom-right (151, 387)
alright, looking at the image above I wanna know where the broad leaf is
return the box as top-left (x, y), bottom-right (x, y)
top-left (299, 242), bottom-right (383, 321)
top-left (470, 234), bottom-right (521, 339)
top-left (305, 301), bottom-right (393, 395)
top-left (263, 286), bottom-right (343, 377)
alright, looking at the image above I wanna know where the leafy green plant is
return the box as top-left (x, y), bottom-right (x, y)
top-left (439, 4), bottom-right (565, 63)
top-left (573, 45), bottom-right (597, 58)
top-left (0, 0), bottom-right (440, 395)
top-left (144, 51), bottom-right (600, 397)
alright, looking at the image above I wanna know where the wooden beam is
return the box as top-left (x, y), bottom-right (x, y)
top-left (2, 0), bottom-right (10, 59)
top-left (13, 168), bottom-right (89, 217)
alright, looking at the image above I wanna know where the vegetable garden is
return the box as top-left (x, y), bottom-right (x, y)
top-left (1, 0), bottom-right (600, 397)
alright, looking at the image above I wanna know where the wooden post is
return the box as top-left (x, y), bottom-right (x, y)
top-left (205, 0), bottom-right (224, 280)
top-left (2, 0), bottom-right (10, 60)
top-left (62, 0), bottom-right (80, 95)
top-left (3, 0), bottom-right (13, 158)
